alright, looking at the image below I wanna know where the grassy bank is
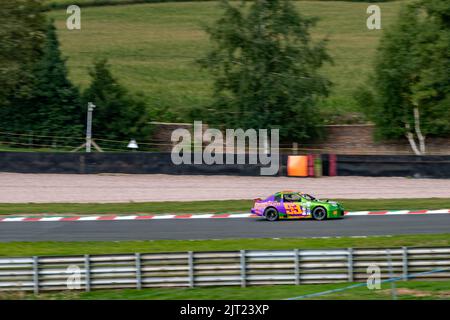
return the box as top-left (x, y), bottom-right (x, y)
top-left (47, 1), bottom-right (406, 122)
top-left (1, 198), bottom-right (449, 215)
top-left (1, 234), bottom-right (449, 257)
top-left (2, 280), bottom-right (449, 300)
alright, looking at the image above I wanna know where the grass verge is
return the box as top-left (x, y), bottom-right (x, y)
top-left (1, 281), bottom-right (449, 300)
top-left (1, 234), bottom-right (449, 257)
top-left (0, 198), bottom-right (449, 216)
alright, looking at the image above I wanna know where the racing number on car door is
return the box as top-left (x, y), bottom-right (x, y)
top-left (285, 203), bottom-right (302, 216)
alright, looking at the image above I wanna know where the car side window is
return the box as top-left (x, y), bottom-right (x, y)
top-left (283, 194), bottom-right (301, 202)
top-left (274, 194), bottom-right (281, 202)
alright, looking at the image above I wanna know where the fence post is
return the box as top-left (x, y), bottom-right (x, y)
top-left (240, 250), bottom-right (246, 288)
top-left (32, 256), bottom-right (39, 295)
top-left (292, 142), bottom-right (298, 155)
top-left (294, 249), bottom-right (300, 285)
top-left (387, 249), bottom-right (397, 300)
top-left (188, 251), bottom-right (194, 288)
top-left (84, 254), bottom-right (90, 292)
top-left (402, 247), bottom-right (408, 281)
top-left (135, 253), bottom-right (142, 290)
top-left (347, 248), bottom-right (353, 282)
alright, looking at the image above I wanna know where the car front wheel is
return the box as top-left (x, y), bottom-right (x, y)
top-left (264, 208), bottom-right (279, 221)
top-left (312, 207), bottom-right (327, 221)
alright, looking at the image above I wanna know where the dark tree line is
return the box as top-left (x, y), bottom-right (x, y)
top-left (2, 0), bottom-right (447, 153)
top-left (0, 0), bottom-right (150, 149)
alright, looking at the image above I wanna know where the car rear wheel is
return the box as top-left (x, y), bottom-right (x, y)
top-left (264, 208), bottom-right (279, 221)
top-left (312, 207), bottom-right (327, 221)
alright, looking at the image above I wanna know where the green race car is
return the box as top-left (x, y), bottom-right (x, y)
top-left (251, 191), bottom-right (345, 221)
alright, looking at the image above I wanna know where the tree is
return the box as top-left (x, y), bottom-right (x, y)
top-left (199, 0), bottom-right (331, 143)
top-left (82, 59), bottom-right (150, 142)
top-left (357, 0), bottom-right (450, 155)
top-left (28, 22), bottom-right (83, 140)
top-left (0, 0), bottom-right (47, 131)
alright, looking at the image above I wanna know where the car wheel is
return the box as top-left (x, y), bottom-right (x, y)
top-left (312, 207), bottom-right (327, 221)
top-left (264, 208), bottom-right (279, 221)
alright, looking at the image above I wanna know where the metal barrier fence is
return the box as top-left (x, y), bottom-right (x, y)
top-left (0, 247), bottom-right (449, 293)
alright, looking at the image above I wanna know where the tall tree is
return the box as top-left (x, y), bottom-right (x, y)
top-left (199, 0), bottom-right (331, 142)
top-left (0, 0), bottom-right (47, 132)
top-left (357, 0), bottom-right (450, 155)
top-left (28, 22), bottom-right (83, 140)
top-left (82, 59), bottom-right (150, 143)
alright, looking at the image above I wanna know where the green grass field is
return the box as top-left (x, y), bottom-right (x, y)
top-left (1, 280), bottom-right (449, 300)
top-left (1, 233), bottom-right (449, 257)
top-left (1, 198), bottom-right (449, 215)
top-left (47, 1), bottom-right (406, 123)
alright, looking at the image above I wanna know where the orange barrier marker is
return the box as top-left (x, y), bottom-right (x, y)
top-left (287, 155), bottom-right (308, 177)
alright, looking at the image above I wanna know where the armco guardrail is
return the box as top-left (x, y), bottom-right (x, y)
top-left (1, 247), bottom-right (449, 293)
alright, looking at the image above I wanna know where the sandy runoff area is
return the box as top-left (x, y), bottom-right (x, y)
top-left (0, 173), bottom-right (449, 203)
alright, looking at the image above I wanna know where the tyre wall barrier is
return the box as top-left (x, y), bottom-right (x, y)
top-left (0, 152), bottom-right (449, 178)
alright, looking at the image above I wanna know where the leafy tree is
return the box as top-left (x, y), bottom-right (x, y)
top-left (0, 0), bottom-right (47, 132)
top-left (199, 0), bottom-right (331, 143)
top-left (357, 0), bottom-right (450, 155)
top-left (82, 59), bottom-right (150, 143)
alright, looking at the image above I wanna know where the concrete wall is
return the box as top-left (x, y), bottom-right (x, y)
top-left (150, 123), bottom-right (450, 155)
top-left (316, 124), bottom-right (450, 155)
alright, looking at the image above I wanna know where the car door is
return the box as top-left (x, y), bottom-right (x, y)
top-left (300, 196), bottom-right (312, 217)
top-left (283, 194), bottom-right (303, 218)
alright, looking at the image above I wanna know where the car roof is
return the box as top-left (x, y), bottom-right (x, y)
top-left (276, 191), bottom-right (299, 195)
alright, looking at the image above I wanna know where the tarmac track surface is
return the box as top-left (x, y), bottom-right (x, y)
top-left (0, 214), bottom-right (449, 242)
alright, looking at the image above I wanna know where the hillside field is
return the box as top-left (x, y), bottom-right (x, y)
top-left (48, 1), bottom-right (406, 122)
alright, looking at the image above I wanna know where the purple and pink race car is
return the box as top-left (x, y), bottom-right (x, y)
top-left (251, 191), bottom-right (345, 221)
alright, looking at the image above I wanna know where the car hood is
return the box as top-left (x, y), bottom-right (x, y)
top-left (315, 199), bottom-right (340, 206)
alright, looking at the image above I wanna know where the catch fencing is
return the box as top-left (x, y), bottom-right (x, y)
top-left (0, 246), bottom-right (449, 293)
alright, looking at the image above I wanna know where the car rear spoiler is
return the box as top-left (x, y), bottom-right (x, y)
top-left (254, 198), bottom-right (262, 202)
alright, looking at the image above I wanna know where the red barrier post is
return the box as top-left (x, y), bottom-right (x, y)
top-left (329, 154), bottom-right (337, 176)
top-left (307, 154), bottom-right (315, 177)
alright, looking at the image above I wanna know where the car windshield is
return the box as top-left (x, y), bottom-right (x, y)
top-left (302, 194), bottom-right (317, 201)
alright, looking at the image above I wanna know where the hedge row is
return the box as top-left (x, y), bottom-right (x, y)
top-left (46, 0), bottom-right (396, 10)
top-left (47, 0), bottom-right (212, 10)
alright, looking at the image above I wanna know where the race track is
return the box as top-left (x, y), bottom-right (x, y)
top-left (0, 214), bottom-right (449, 241)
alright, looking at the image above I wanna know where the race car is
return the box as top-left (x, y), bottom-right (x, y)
top-left (251, 191), bottom-right (344, 221)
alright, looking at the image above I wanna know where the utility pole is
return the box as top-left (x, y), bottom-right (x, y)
top-left (71, 102), bottom-right (103, 153)
top-left (86, 102), bottom-right (95, 153)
